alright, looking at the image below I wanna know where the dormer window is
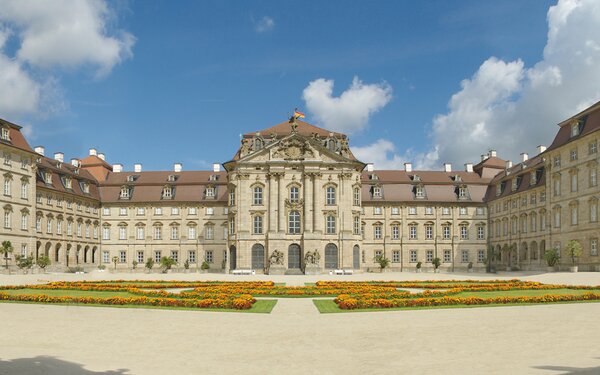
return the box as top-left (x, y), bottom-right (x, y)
top-left (372, 186), bottom-right (382, 198)
top-left (512, 176), bottom-right (522, 191)
top-left (1, 127), bottom-right (8, 141)
top-left (571, 121), bottom-right (580, 137)
top-left (452, 175), bottom-right (462, 182)
top-left (120, 186), bottom-right (131, 199)
top-left (290, 186), bottom-right (299, 203)
top-left (162, 185), bottom-right (173, 199)
top-left (414, 185), bottom-right (425, 198)
top-left (209, 174), bottom-right (218, 181)
top-left (411, 175), bottom-right (421, 182)
top-left (44, 172), bottom-right (52, 184)
top-left (254, 138), bottom-right (263, 150)
top-left (530, 171), bottom-right (537, 185)
top-left (327, 139), bottom-right (336, 151)
top-left (167, 175), bottom-right (176, 182)
top-left (80, 181), bottom-right (90, 194)
top-left (126, 175), bottom-right (135, 182)
top-left (205, 186), bottom-right (215, 198)
top-left (62, 176), bottom-right (72, 189)
top-left (457, 185), bottom-right (468, 199)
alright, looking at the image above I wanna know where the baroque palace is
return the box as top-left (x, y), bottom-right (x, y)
top-left (1, 102), bottom-right (599, 273)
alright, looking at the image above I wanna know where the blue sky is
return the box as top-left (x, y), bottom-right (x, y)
top-left (3, 0), bottom-right (600, 171)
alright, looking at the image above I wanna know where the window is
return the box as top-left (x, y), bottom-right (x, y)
top-left (554, 207), bottom-right (561, 228)
top-left (171, 226), bottom-right (180, 240)
top-left (373, 186), bottom-right (382, 198)
top-left (76, 222), bottom-right (82, 237)
top-left (188, 251), bottom-right (196, 263)
top-left (374, 206), bottom-right (382, 215)
top-left (409, 224), bottom-right (417, 239)
top-left (326, 186), bottom-right (336, 205)
top-left (374, 225), bottom-right (382, 239)
top-left (154, 226), bottom-right (162, 240)
top-left (20, 181), bottom-right (27, 199)
top-left (425, 207), bottom-right (433, 215)
top-left (460, 225), bottom-right (468, 240)
top-left (476, 207), bottom-right (484, 216)
top-left (461, 250), bottom-right (469, 263)
top-left (443, 225), bottom-right (451, 239)
top-left (155, 207), bottom-right (163, 215)
top-left (204, 225), bottom-right (213, 240)
top-left (426, 250), bottom-right (433, 262)
top-left (67, 221), bottom-right (72, 235)
top-left (478, 250), bottom-right (485, 263)
top-left (409, 250), bottom-right (417, 263)
top-left (136, 226), bottom-right (145, 240)
top-left (154, 251), bottom-right (162, 263)
top-left (375, 250), bottom-right (382, 259)
top-left (591, 239), bottom-right (598, 256)
top-left (591, 200), bottom-right (598, 222)
top-left (119, 226), bottom-right (127, 240)
top-left (391, 207), bottom-right (399, 215)
top-left (570, 148), bottom-right (578, 161)
top-left (353, 187), bottom-right (360, 206)
top-left (459, 207), bottom-right (467, 216)
top-left (3, 209), bottom-right (11, 229)
top-left (188, 226), bottom-right (196, 240)
top-left (571, 205), bottom-right (578, 225)
top-left (443, 249), bottom-right (451, 263)
top-left (0, 127), bottom-right (8, 140)
top-left (289, 211), bottom-right (301, 234)
top-left (171, 250), bottom-right (178, 263)
top-left (85, 224), bottom-right (90, 238)
top-left (353, 216), bottom-right (360, 235)
top-left (530, 172), bottom-right (537, 185)
top-left (137, 251), bottom-right (144, 264)
top-left (415, 185), bottom-right (425, 198)
top-left (530, 193), bottom-right (537, 205)
top-left (20, 244), bottom-right (27, 257)
top-left (3, 176), bottom-right (11, 196)
top-left (392, 225), bottom-right (399, 240)
top-left (206, 207), bottom-right (214, 215)
top-left (571, 122), bottom-right (580, 137)
top-left (553, 178), bottom-right (561, 196)
top-left (476, 226), bottom-right (485, 240)
top-left (103, 251), bottom-right (110, 263)
top-left (205, 186), bottom-right (215, 198)
top-left (137, 207), bottom-right (145, 215)
top-left (120, 186), bottom-right (131, 199)
top-left (119, 251), bottom-right (126, 263)
top-left (409, 207), bottom-right (416, 215)
top-left (223, 226), bottom-right (228, 239)
top-left (290, 186), bottom-right (299, 202)
top-left (229, 219), bottom-right (235, 235)
top-left (171, 207), bottom-right (179, 215)
top-left (553, 155), bottom-right (561, 168)
top-left (35, 217), bottom-right (41, 232)
top-left (229, 191), bottom-right (235, 206)
top-left (326, 215), bottom-right (336, 234)
top-left (188, 206), bottom-right (196, 215)
top-left (21, 213), bottom-right (28, 230)
top-left (540, 191), bottom-right (546, 202)
top-left (253, 215), bottom-right (263, 234)
top-left (458, 186), bottom-right (467, 199)
top-left (425, 225), bottom-right (433, 240)
top-left (541, 212), bottom-right (547, 231)
top-left (119, 207), bottom-right (127, 216)
top-left (253, 186), bottom-right (263, 205)
top-left (103, 207), bottom-right (110, 216)
top-left (571, 172), bottom-right (578, 192)
top-left (590, 169), bottom-right (598, 187)
top-left (589, 141), bottom-right (598, 155)
top-left (392, 250), bottom-right (400, 263)
top-left (442, 207), bottom-right (450, 215)
top-left (205, 250), bottom-right (213, 263)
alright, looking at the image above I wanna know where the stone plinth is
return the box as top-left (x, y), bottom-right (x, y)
top-left (304, 264), bottom-right (321, 275)
top-left (268, 265), bottom-right (286, 275)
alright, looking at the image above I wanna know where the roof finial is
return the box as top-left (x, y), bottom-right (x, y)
top-left (290, 108), bottom-right (305, 133)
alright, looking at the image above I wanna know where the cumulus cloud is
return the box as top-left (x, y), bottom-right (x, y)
top-left (426, 0), bottom-right (600, 167)
top-left (352, 139), bottom-right (439, 170)
top-left (302, 76), bottom-right (392, 134)
top-left (255, 16), bottom-right (274, 33)
top-left (0, 0), bottom-right (134, 120)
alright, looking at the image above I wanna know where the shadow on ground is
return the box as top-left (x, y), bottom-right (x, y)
top-left (533, 364), bottom-right (600, 374)
top-left (0, 356), bottom-right (130, 375)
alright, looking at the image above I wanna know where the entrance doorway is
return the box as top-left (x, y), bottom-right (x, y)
top-left (251, 244), bottom-right (264, 269)
top-left (288, 244), bottom-right (301, 269)
top-left (325, 243), bottom-right (338, 269)
top-left (353, 245), bottom-right (360, 269)
top-left (229, 245), bottom-right (237, 270)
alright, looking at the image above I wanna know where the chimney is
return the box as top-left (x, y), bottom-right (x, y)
top-left (34, 146), bottom-right (45, 156)
top-left (174, 163), bottom-right (182, 173)
top-left (506, 160), bottom-right (513, 170)
top-left (520, 153), bottom-right (528, 162)
top-left (113, 164), bottom-right (123, 173)
top-left (366, 163), bottom-right (374, 172)
top-left (489, 150), bottom-right (497, 157)
top-left (98, 153), bottom-right (106, 161)
top-left (404, 163), bottom-right (412, 173)
top-left (134, 163), bottom-right (142, 173)
top-left (89, 148), bottom-right (97, 156)
top-left (443, 163), bottom-right (452, 173)
top-left (537, 145), bottom-right (547, 154)
top-left (480, 154), bottom-right (487, 162)
top-left (70, 158), bottom-right (79, 167)
top-left (54, 152), bottom-right (64, 162)
top-left (465, 163), bottom-right (473, 173)
top-left (213, 163), bottom-right (221, 173)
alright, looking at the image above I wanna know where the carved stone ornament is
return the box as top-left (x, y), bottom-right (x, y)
top-left (273, 138), bottom-right (315, 160)
top-left (285, 198), bottom-right (304, 210)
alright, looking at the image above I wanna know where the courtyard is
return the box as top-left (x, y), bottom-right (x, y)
top-left (1, 271), bottom-right (600, 374)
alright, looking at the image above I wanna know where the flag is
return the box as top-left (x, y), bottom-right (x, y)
top-left (294, 109), bottom-right (305, 119)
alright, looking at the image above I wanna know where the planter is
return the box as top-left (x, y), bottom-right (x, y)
top-left (416, 268), bottom-right (422, 273)
top-left (569, 266), bottom-right (578, 273)
top-left (434, 268), bottom-right (440, 273)
top-left (468, 269), bottom-right (474, 273)
top-left (546, 266), bottom-right (555, 273)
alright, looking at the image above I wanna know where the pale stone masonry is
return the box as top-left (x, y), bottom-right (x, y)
top-left (1, 102), bottom-right (599, 273)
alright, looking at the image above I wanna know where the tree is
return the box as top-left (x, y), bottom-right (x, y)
top-left (36, 255), bottom-right (51, 270)
top-left (145, 258), bottom-right (154, 270)
top-left (15, 255), bottom-right (34, 271)
top-left (160, 256), bottom-right (177, 271)
top-left (432, 257), bottom-right (441, 270)
top-left (544, 248), bottom-right (560, 267)
top-left (373, 255), bottom-right (390, 270)
top-left (0, 241), bottom-right (13, 269)
top-left (132, 260), bottom-right (138, 270)
top-left (112, 256), bottom-right (118, 270)
top-left (565, 240), bottom-right (583, 265)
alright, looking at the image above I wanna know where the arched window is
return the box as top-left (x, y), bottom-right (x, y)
top-left (253, 186), bottom-right (263, 205)
top-left (120, 186), bottom-right (131, 199)
top-left (289, 186), bottom-right (299, 203)
top-left (326, 186), bottom-right (336, 205)
top-left (253, 215), bottom-right (263, 234)
top-left (254, 138), bottom-right (263, 150)
top-left (162, 185), bottom-right (173, 199)
top-left (289, 211), bottom-right (301, 234)
top-left (326, 215), bottom-right (336, 234)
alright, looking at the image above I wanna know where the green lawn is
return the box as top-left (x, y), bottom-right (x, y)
top-left (2, 288), bottom-right (136, 298)
top-left (455, 289), bottom-right (600, 298)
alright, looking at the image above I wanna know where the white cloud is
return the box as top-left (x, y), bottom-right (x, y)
top-left (425, 0), bottom-right (600, 167)
top-left (302, 76), bottom-right (392, 134)
top-left (255, 16), bottom-right (274, 33)
top-left (352, 139), bottom-right (439, 170)
top-left (0, 0), bottom-right (134, 121)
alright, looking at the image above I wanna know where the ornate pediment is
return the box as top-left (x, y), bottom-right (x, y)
top-left (273, 138), bottom-right (314, 160)
top-left (285, 198), bottom-right (304, 209)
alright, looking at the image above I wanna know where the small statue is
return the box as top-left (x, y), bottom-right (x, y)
top-left (269, 250), bottom-right (284, 266)
top-left (240, 139), bottom-right (250, 155)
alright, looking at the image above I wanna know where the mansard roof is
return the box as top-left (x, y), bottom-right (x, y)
top-left (36, 156), bottom-right (101, 200)
top-left (0, 118), bottom-right (35, 154)
top-left (243, 118), bottom-right (347, 139)
top-left (547, 100), bottom-right (600, 152)
top-left (484, 154), bottom-right (546, 202)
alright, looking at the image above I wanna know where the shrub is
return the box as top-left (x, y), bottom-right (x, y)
top-left (160, 257), bottom-right (177, 271)
top-left (565, 240), bottom-right (583, 265)
top-left (36, 255), bottom-right (51, 269)
top-left (184, 260), bottom-right (190, 270)
top-left (1, 241), bottom-right (13, 269)
top-left (544, 248), bottom-right (560, 267)
top-left (468, 262), bottom-right (473, 270)
top-left (98, 264), bottom-right (106, 270)
top-left (67, 266), bottom-right (84, 273)
top-left (416, 262), bottom-right (422, 269)
top-left (112, 256), bottom-right (118, 270)
top-left (132, 260), bottom-right (138, 270)
top-left (373, 255), bottom-right (390, 270)
top-left (145, 258), bottom-right (154, 270)
top-left (201, 261), bottom-right (210, 270)
top-left (15, 255), bottom-right (34, 270)
top-left (432, 257), bottom-right (441, 269)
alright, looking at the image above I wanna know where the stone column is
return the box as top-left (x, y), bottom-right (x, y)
top-left (268, 174), bottom-right (277, 233)
top-left (304, 173), bottom-right (312, 233)
top-left (277, 173), bottom-right (285, 232)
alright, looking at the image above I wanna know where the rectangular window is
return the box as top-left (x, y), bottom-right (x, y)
top-left (374, 206), bottom-right (382, 215)
top-left (392, 250), bottom-right (400, 263)
top-left (554, 178), bottom-right (561, 196)
top-left (553, 155), bottom-right (561, 168)
top-left (137, 251), bottom-right (144, 264)
top-left (155, 207), bottom-right (163, 215)
top-left (171, 207), bottom-right (179, 215)
top-left (591, 202), bottom-right (598, 222)
top-left (590, 169), bottom-right (598, 187)
top-left (154, 251), bottom-right (162, 263)
top-left (171, 250), bottom-right (178, 263)
top-left (103, 251), bottom-right (110, 263)
top-left (119, 226), bottom-right (127, 240)
top-left (20, 182), bottom-right (27, 199)
top-left (392, 225), bottom-right (399, 240)
top-left (477, 250), bottom-right (485, 263)
top-left (477, 226), bottom-right (485, 240)
top-left (570, 149), bottom-right (578, 161)
top-left (409, 225), bottom-right (417, 239)
top-left (425, 207), bottom-right (433, 215)
top-left (375, 250), bottom-right (382, 259)
top-left (189, 207), bottom-right (197, 215)
top-left (461, 250), bottom-right (469, 263)
top-left (188, 226), bottom-right (196, 240)
top-left (154, 226), bottom-right (162, 240)
top-left (460, 226), bottom-right (468, 240)
top-left (374, 225), bottom-right (382, 239)
top-left (137, 207), bottom-right (145, 215)
top-left (459, 207), bottom-right (467, 216)
top-left (353, 188), bottom-right (360, 206)
top-left (443, 249), bottom-right (451, 263)
top-left (171, 226), bottom-right (179, 240)
top-left (409, 250), bottom-right (417, 263)
top-left (442, 207), bottom-right (450, 215)
top-left (21, 214), bottom-right (28, 230)
top-left (119, 207), bottom-right (127, 216)
top-left (205, 250), bottom-right (213, 263)
top-left (188, 251), bottom-right (196, 263)
top-left (571, 173), bottom-right (578, 192)
top-left (103, 207), bottom-right (110, 216)
top-left (21, 244), bottom-right (27, 257)
top-left (443, 226), bottom-right (450, 239)
top-left (425, 225), bottom-right (433, 240)
top-left (119, 251), bottom-right (126, 263)
top-left (589, 141), bottom-right (598, 155)
top-left (571, 206), bottom-right (578, 225)
top-left (476, 207), bottom-right (484, 216)
top-left (426, 250), bottom-right (433, 262)
top-left (591, 239), bottom-right (598, 256)
top-left (136, 226), bottom-right (145, 240)
top-left (229, 191), bottom-right (235, 206)
top-left (326, 216), bottom-right (336, 234)
top-left (67, 221), bottom-right (72, 236)
top-left (353, 216), bottom-right (360, 235)
top-left (77, 222), bottom-right (82, 237)
top-left (391, 207), bottom-right (399, 215)
top-left (409, 207), bottom-right (416, 215)
top-left (206, 207), bottom-right (214, 215)
top-left (205, 226), bottom-right (214, 240)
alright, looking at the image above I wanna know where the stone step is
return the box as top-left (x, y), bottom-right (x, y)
top-left (284, 269), bottom-right (304, 275)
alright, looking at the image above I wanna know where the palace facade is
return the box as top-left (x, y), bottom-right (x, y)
top-left (1, 101), bottom-right (599, 273)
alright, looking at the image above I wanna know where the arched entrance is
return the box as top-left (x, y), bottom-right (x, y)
top-left (84, 246), bottom-right (89, 263)
top-left (325, 243), bottom-right (338, 269)
top-left (288, 244), bottom-right (301, 270)
top-left (92, 246), bottom-right (97, 264)
top-left (353, 245), bottom-right (360, 269)
top-left (229, 245), bottom-right (237, 270)
top-left (54, 243), bottom-right (61, 262)
top-left (66, 244), bottom-right (72, 267)
top-left (251, 244), bottom-right (264, 270)
top-left (44, 242), bottom-right (51, 258)
top-left (36, 241), bottom-right (41, 260)
top-left (76, 245), bottom-right (81, 265)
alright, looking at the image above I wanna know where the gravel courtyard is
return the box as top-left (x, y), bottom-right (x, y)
top-left (1, 271), bottom-right (600, 375)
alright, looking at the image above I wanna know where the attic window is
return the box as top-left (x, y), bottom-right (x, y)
top-left (414, 185), bottom-right (425, 198)
top-left (167, 175), bottom-right (177, 182)
top-left (372, 186), bottom-right (382, 198)
top-left (457, 185), bottom-right (468, 199)
top-left (512, 176), bottom-right (522, 191)
top-left (495, 184), bottom-right (502, 196)
top-left (530, 171), bottom-right (537, 185)
top-left (162, 186), bottom-right (174, 199)
top-left (44, 171), bottom-right (52, 184)
top-left (205, 186), bottom-right (216, 199)
top-left (254, 138), bottom-right (263, 150)
top-left (80, 181), bottom-right (90, 194)
top-left (62, 176), bottom-right (72, 189)
top-left (327, 139), bottom-right (336, 151)
top-left (0, 127), bottom-right (8, 141)
top-left (56, 162), bottom-right (62, 169)
top-left (120, 186), bottom-right (131, 199)
top-left (369, 174), bottom-right (378, 180)
top-left (209, 174), bottom-right (218, 181)
top-left (411, 175), bottom-right (421, 182)
top-left (571, 121), bottom-right (580, 137)
top-left (452, 175), bottom-right (462, 182)
top-left (126, 175), bottom-right (135, 182)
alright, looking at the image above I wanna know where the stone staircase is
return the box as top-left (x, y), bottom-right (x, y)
top-left (284, 268), bottom-right (304, 275)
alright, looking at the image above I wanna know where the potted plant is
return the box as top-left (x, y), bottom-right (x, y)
top-left (145, 258), bottom-right (154, 273)
top-left (160, 256), bottom-right (177, 273)
top-left (565, 240), bottom-right (583, 273)
top-left (97, 264), bottom-right (106, 272)
top-left (0, 240), bottom-right (13, 271)
top-left (432, 257), bottom-right (441, 273)
top-left (112, 256), bottom-right (118, 270)
top-left (543, 248), bottom-right (560, 272)
top-left (373, 255), bottom-right (390, 272)
top-left (184, 260), bottom-right (190, 273)
top-left (36, 255), bottom-right (51, 273)
top-left (416, 262), bottom-right (422, 273)
top-left (200, 261), bottom-right (210, 273)
top-left (132, 260), bottom-right (138, 271)
top-left (467, 262), bottom-right (474, 273)
top-left (15, 255), bottom-right (34, 274)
